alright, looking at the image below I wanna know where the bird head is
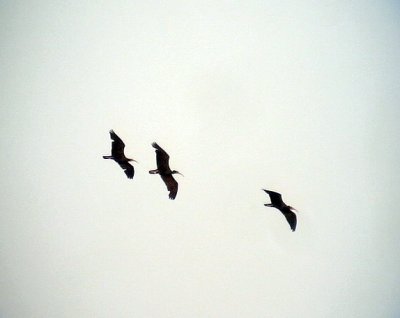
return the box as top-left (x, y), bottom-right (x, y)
top-left (128, 158), bottom-right (138, 163)
top-left (288, 206), bottom-right (298, 213)
top-left (172, 170), bottom-right (183, 177)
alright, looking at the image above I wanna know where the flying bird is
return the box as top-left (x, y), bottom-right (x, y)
top-left (149, 142), bottom-right (182, 199)
top-left (103, 130), bottom-right (136, 179)
top-left (262, 189), bottom-right (298, 232)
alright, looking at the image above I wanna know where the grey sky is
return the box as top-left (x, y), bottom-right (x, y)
top-left (1, 1), bottom-right (399, 317)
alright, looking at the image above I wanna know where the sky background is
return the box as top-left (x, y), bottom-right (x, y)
top-left (1, 1), bottom-right (400, 317)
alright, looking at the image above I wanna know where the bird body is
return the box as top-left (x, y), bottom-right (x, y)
top-left (103, 130), bottom-right (136, 179)
top-left (149, 142), bottom-right (182, 199)
top-left (263, 189), bottom-right (297, 231)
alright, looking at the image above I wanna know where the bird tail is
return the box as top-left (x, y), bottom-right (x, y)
top-left (103, 156), bottom-right (113, 159)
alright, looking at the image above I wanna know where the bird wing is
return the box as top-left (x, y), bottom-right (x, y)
top-left (263, 189), bottom-right (285, 207)
top-left (283, 211), bottom-right (297, 232)
top-left (118, 161), bottom-right (134, 179)
top-left (110, 130), bottom-right (126, 158)
top-left (152, 142), bottom-right (171, 172)
top-left (160, 174), bottom-right (178, 200)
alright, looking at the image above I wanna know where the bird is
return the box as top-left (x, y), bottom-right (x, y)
top-left (262, 189), bottom-right (298, 231)
top-left (103, 130), bottom-right (137, 179)
top-left (149, 142), bottom-right (182, 199)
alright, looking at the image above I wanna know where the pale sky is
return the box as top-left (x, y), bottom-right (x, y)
top-left (1, 1), bottom-right (399, 317)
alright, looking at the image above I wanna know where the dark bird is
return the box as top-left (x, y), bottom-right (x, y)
top-left (149, 142), bottom-right (182, 199)
top-left (103, 130), bottom-right (137, 179)
top-left (262, 189), bottom-right (298, 232)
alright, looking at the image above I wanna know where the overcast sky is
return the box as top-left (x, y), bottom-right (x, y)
top-left (1, 1), bottom-right (400, 317)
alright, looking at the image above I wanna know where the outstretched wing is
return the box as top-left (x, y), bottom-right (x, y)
top-left (161, 174), bottom-right (178, 200)
top-left (152, 142), bottom-right (171, 172)
top-left (118, 161), bottom-right (134, 179)
top-left (283, 211), bottom-right (297, 232)
top-left (263, 189), bottom-right (285, 207)
top-left (110, 130), bottom-right (126, 158)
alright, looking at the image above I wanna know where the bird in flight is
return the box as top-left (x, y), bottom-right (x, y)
top-left (103, 130), bottom-right (137, 179)
top-left (149, 142), bottom-right (183, 199)
top-left (262, 189), bottom-right (298, 231)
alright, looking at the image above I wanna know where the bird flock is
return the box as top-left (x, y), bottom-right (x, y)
top-left (103, 129), bottom-right (299, 232)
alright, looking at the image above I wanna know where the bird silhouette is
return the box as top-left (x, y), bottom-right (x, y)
top-left (103, 130), bottom-right (136, 179)
top-left (149, 142), bottom-right (182, 199)
top-left (262, 189), bottom-right (298, 231)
